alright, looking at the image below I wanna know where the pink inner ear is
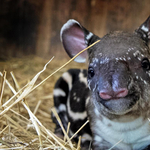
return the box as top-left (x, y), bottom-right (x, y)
top-left (62, 23), bottom-right (87, 62)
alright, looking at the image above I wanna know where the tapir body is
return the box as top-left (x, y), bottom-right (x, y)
top-left (52, 16), bottom-right (150, 150)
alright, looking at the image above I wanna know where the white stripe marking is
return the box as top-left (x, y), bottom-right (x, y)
top-left (141, 25), bottom-right (149, 32)
top-left (58, 104), bottom-right (66, 112)
top-left (86, 32), bottom-right (93, 40)
top-left (53, 88), bottom-right (66, 97)
top-left (79, 71), bottom-right (87, 85)
top-left (81, 133), bottom-right (92, 142)
top-left (62, 72), bottom-right (72, 90)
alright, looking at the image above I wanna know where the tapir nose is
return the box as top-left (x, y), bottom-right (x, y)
top-left (99, 88), bottom-right (128, 100)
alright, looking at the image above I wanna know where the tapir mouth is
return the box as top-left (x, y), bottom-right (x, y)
top-left (97, 92), bottom-right (140, 114)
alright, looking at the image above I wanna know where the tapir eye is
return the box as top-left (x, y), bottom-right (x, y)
top-left (141, 58), bottom-right (150, 70)
top-left (88, 67), bottom-right (95, 79)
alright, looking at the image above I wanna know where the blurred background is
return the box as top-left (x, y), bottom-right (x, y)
top-left (0, 0), bottom-right (150, 61)
top-left (0, 1), bottom-right (150, 148)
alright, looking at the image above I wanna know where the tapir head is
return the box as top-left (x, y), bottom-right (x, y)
top-left (60, 16), bottom-right (150, 115)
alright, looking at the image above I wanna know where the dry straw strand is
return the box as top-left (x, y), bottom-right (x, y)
top-left (65, 120), bottom-right (89, 145)
top-left (51, 108), bottom-right (74, 149)
top-left (77, 136), bottom-right (81, 150)
top-left (0, 57), bottom-right (54, 116)
top-left (30, 40), bottom-right (101, 93)
top-left (64, 122), bottom-right (71, 142)
top-left (0, 71), bottom-right (6, 107)
top-left (0, 125), bottom-right (8, 135)
top-left (108, 139), bottom-right (123, 150)
top-left (10, 71), bottom-right (20, 91)
top-left (22, 101), bottom-right (43, 149)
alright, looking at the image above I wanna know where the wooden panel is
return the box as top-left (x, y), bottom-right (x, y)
top-left (0, 0), bottom-right (150, 60)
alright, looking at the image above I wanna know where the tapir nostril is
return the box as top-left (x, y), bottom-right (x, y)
top-left (99, 88), bottom-right (128, 100)
top-left (115, 88), bottom-right (128, 98)
top-left (99, 90), bottom-right (112, 100)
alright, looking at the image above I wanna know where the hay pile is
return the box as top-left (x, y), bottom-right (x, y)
top-left (0, 41), bottom-right (101, 149)
top-left (0, 55), bottom-right (87, 150)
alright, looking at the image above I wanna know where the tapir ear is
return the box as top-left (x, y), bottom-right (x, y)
top-left (60, 19), bottom-right (98, 63)
top-left (136, 16), bottom-right (150, 43)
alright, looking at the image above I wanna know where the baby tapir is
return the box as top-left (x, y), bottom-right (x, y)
top-left (52, 16), bottom-right (150, 150)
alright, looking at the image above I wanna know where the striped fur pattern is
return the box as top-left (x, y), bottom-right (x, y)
top-left (52, 69), bottom-right (92, 148)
